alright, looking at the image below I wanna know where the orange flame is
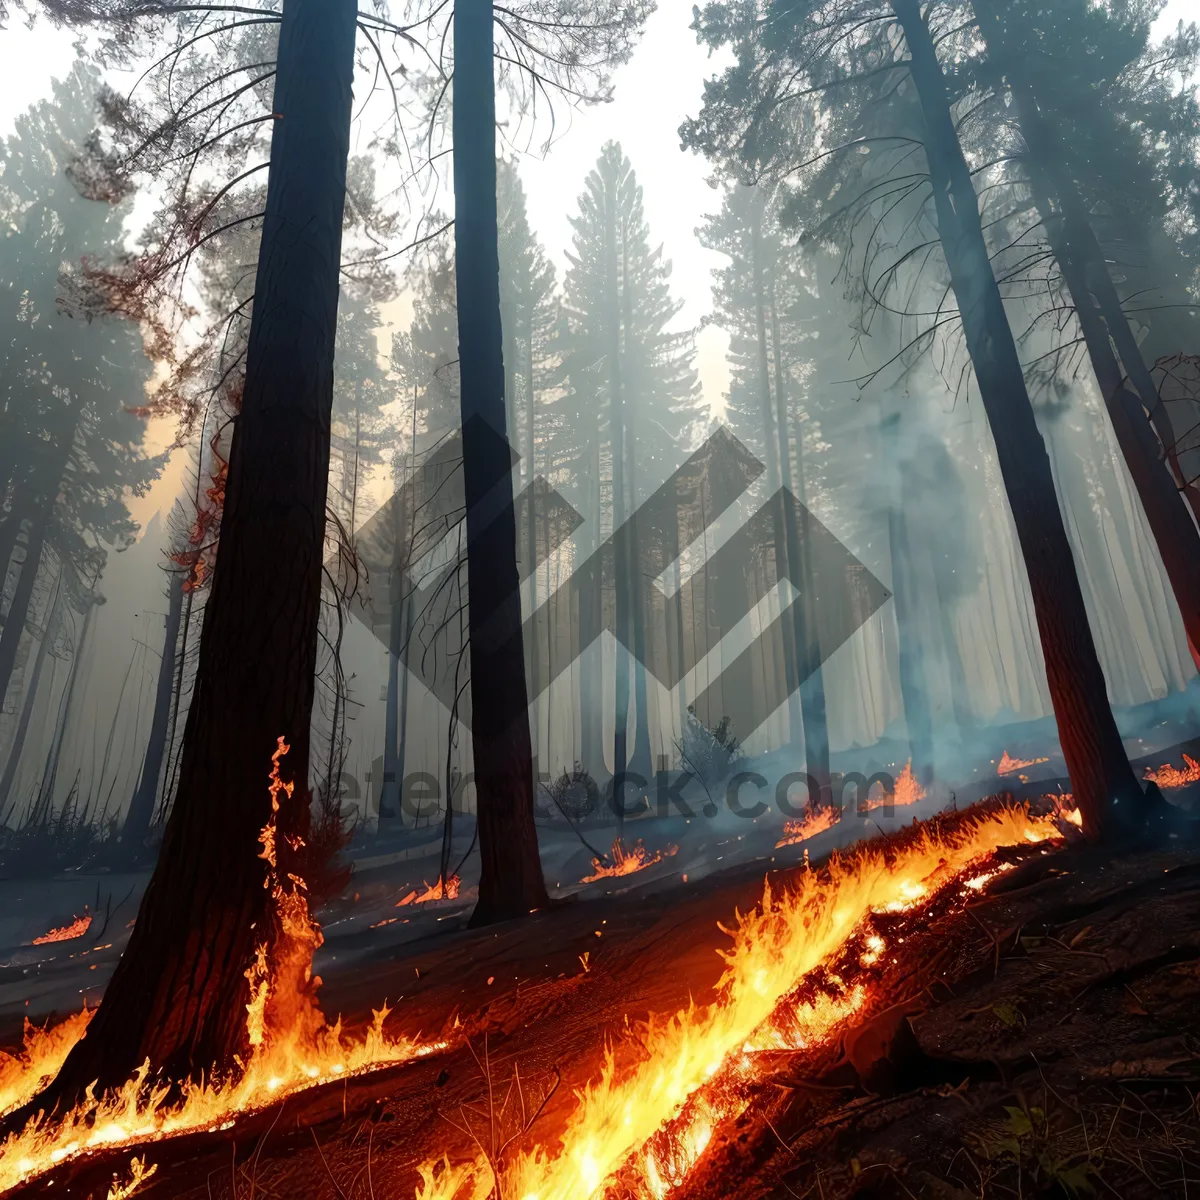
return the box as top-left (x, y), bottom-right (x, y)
top-left (775, 805), bottom-right (838, 848)
top-left (0, 737), bottom-right (448, 1194)
top-left (416, 802), bottom-right (1065, 1200)
top-left (1144, 753), bottom-right (1200, 789)
top-left (30, 912), bottom-right (92, 946)
top-left (1045, 792), bottom-right (1083, 828)
top-left (860, 759), bottom-right (926, 813)
top-left (581, 838), bottom-right (678, 884)
top-left (396, 875), bottom-right (461, 907)
top-left (997, 749), bottom-right (1049, 775)
top-left (0, 1010), bottom-right (93, 1121)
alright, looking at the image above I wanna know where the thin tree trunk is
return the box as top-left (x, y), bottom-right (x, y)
top-left (620, 228), bottom-right (653, 784)
top-left (0, 571), bottom-right (61, 817)
top-left (750, 199), bottom-right (803, 754)
top-left (892, 0), bottom-right (1142, 836)
top-left (887, 503), bottom-right (935, 782)
top-left (525, 297), bottom-right (542, 767)
top-left (0, 497), bottom-right (29, 618)
top-left (608, 172), bottom-right (632, 833)
top-left (766, 240), bottom-right (831, 792)
top-left (454, 2), bottom-right (549, 924)
top-left (0, 505), bottom-right (53, 705)
top-left (122, 570), bottom-right (185, 851)
top-left (0, 416), bottom-right (77, 701)
top-left (34, 0), bottom-right (359, 1109)
top-left (36, 599), bottom-right (93, 826)
top-left (380, 492), bottom-right (407, 824)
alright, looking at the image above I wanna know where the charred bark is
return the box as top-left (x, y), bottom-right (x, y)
top-left (891, 0), bottom-right (1143, 837)
top-left (30, 0), bottom-right (359, 1109)
top-left (121, 569), bottom-right (185, 852)
top-left (454, 3), bottom-right (549, 925)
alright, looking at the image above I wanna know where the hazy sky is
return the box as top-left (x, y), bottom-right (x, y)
top-left (1, 0), bottom-right (1197, 530)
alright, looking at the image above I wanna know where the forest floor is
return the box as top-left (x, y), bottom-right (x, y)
top-left (9, 771), bottom-right (1200, 1200)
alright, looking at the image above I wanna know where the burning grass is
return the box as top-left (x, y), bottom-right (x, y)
top-left (30, 912), bottom-right (92, 946)
top-left (775, 805), bottom-right (839, 848)
top-left (581, 838), bottom-right (679, 883)
top-left (416, 801), bottom-right (1073, 1199)
top-left (0, 739), bottom-right (450, 1195)
top-left (776, 761), bottom-right (926, 849)
top-left (1144, 753), bottom-right (1200, 789)
top-left (397, 875), bottom-right (461, 907)
top-left (996, 750), bottom-right (1050, 776)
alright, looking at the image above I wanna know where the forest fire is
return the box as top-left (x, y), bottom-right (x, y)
top-left (397, 875), bottom-right (461, 906)
top-left (581, 837), bottom-right (679, 883)
top-left (996, 749), bottom-right (1050, 775)
top-left (30, 912), bottom-right (92, 946)
top-left (861, 758), bottom-right (926, 812)
top-left (775, 805), bottom-right (838, 848)
top-left (0, 740), bottom-right (450, 1195)
top-left (776, 761), bottom-right (925, 849)
top-left (416, 802), bottom-right (1070, 1199)
top-left (1144, 753), bottom-right (1200, 789)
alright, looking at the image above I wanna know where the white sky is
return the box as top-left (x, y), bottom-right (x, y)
top-left (1, 0), bottom-right (1197, 529)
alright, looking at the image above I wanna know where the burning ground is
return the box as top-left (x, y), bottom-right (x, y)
top-left (1, 733), bottom-right (1199, 1198)
top-left (5, 790), bottom-right (1200, 1200)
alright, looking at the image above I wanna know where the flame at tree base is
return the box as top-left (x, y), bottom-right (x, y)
top-left (418, 801), bottom-right (1072, 1200)
top-left (0, 738), bottom-right (449, 1195)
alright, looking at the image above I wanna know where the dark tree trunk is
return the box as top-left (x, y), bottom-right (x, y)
top-left (972, 1), bottom-right (1200, 653)
top-left (454, 3), bottom-right (549, 925)
top-left (31, 0), bottom-right (359, 1110)
top-left (892, 0), bottom-right (1142, 837)
top-left (0, 573), bottom-right (60, 819)
top-left (122, 571), bottom-right (185, 851)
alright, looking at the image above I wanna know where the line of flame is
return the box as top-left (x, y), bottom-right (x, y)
top-left (416, 802), bottom-right (1066, 1200)
top-left (581, 839), bottom-right (678, 883)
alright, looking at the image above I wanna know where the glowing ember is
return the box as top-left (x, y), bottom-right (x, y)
top-left (397, 875), bottom-right (461, 907)
top-left (1144, 753), bottom-right (1200, 789)
top-left (581, 838), bottom-right (679, 883)
top-left (30, 912), bottom-right (92, 946)
top-left (0, 738), bottom-right (449, 1194)
top-left (860, 759), bottom-right (926, 814)
top-left (775, 805), bottom-right (838, 848)
top-left (996, 749), bottom-right (1049, 775)
top-left (417, 802), bottom-right (1065, 1199)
